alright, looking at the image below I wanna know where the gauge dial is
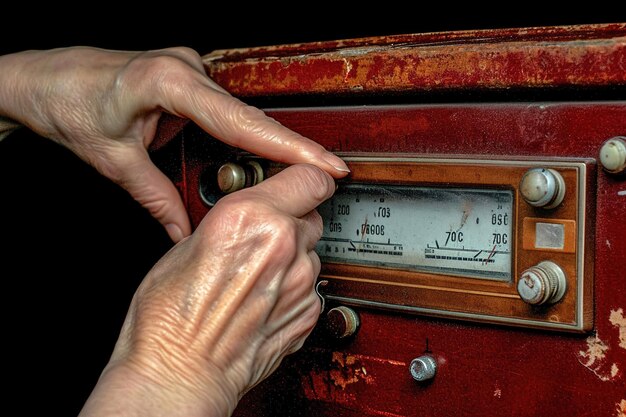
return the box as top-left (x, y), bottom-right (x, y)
top-left (316, 185), bottom-right (514, 281)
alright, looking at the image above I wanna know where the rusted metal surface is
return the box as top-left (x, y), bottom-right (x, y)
top-left (151, 24), bottom-right (626, 417)
top-left (203, 24), bottom-right (626, 97)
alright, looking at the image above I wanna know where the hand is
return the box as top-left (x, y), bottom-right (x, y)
top-left (79, 164), bottom-right (334, 417)
top-left (0, 47), bottom-right (349, 242)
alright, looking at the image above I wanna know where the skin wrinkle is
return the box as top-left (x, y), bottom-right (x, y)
top-left (120, 351), bottom-right (236, 416)
top-left (200, 219), bottom-right (297, 364)
top-left (1, 47), bottom-right (347, 417)
top-left (118, 166), bottom-right (329, 413)
top-left (124, 284), bottom-right (241, 406)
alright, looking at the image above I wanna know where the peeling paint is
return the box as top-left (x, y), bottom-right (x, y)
top-left (329, 352), bottom-right (374, 389)
top-left (343, 59), bottom-right (353, 83)
top-left (611, 363), bottom-right (620, 378)
top-left (579, 336), bottom-right (609, 368)
top-left (494, 388), bottom-right (502, 398)
top-left (607, 239), bottom-right (612, 249)
top-left (609, 308), bottom-right (626, 349)
top-left (578, 336), bottom-right (618, 381)
top-left (578, 333), bottom-right (623, 382)
top-left (618, 190), bottom-right (626, 196)
top-left (204, 25), bottom-right (626, 97)
top-left (617, 399), bottom-right (626, 417)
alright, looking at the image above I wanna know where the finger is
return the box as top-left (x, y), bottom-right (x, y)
top-left (308, 250), bottom-right (322, 281)
top-left (113, 147), bottom-right (192, 242)
top-left (236, 164), bottom-right (335, 218)
top-left (153, 48), bottom-right (232, 95)
top-left (158, 79), bottom-right (350, 178)
top-left (143, 47), bottom-right (207, 79)
top-left (297, 210), bottom-right (324, 252)
top-left (266, 251), bottom-right (322, 332)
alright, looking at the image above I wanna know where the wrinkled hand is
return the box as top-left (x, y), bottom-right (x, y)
top-left (0, 47), bottom-right (349, 241)
top-left (80, 164), bottom-right (333, 417)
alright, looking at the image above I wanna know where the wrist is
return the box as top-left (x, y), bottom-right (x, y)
top-left (0, 51), bottom-right (40, 126)
top-left (80, 359), bottom-right (233, 417)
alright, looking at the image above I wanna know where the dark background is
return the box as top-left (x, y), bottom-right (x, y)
top-left (1, 11), bottom-right (624, 415)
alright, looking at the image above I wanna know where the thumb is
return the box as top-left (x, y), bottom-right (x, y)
top-left (114, 149), bottom-right (191, 243)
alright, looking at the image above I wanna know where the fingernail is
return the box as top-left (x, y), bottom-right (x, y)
top-left (165, 223), bottom-right (184, 243)
top-left (322, 153), bottom-right (350, 173)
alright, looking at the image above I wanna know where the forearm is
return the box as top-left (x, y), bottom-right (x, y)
top-left (0, 51), bottom-right (41, 139)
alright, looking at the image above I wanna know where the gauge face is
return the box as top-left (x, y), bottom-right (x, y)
top-left (316, 184), bottom-right (514, 281)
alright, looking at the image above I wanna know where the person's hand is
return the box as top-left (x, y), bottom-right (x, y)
top-left (79, 164), bottom-right (333, 417)
top-left (0, 47), bottom-right (349, 242)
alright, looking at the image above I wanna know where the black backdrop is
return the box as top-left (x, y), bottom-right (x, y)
top-left (1, 11), bottom-right (623, 415)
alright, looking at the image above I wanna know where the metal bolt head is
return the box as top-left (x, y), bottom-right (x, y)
top-left (410, 355), bottom-right (437, 382)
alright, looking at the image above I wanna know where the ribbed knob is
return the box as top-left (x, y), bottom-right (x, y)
top-left (517, 261), bottom-right (567, 305)
top-left (410, 355), bottom-right (437, 382)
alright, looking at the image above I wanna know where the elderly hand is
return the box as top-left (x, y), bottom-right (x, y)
top-left (0, 47), bottom-right (349, 242)
top-left (79, 164), bottom-right (333, 417)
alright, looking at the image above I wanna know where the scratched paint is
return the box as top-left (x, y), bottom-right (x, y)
top-left (153, 23), bottom-right (626, 417)
top-left (578, 309), bottom-right (626, 382)
top-left (610, 309), bottom-right (626, 349)
top-left (328, 352), bottom-right (374, 389)
top-left (204, 24), bottom-right (626, 97)
top-left (617, 399), bottom-right (626, 417)
top-left (579, 336), bottom-right (610, 377)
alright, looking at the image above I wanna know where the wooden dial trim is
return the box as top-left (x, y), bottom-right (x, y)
top-left (315, 156), bottom-right (593, 332)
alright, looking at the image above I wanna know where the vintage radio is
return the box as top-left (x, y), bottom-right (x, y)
top-left (153, 24), bottom-right (626, 416)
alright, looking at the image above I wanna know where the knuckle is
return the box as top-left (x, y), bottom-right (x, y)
top-left (266, 215), bottom-right (299, 252)
top-left (164, 46), bottom-right (202, 61)
top-left (302, 211), bottom-right (323, 244)
top-left (143, 198), bottom-right (172, 221)
top-left (309, 210), bottom-right (324, 237)
top-left (309, 251), bottom-right (322, 277)
top-left (211, 197), bottom-right (299, 254)
top-left (293, 256), bottom-right (316, 285)
top-left (233, 104), bottom-right (270, 134)
top-left (125, 54), bottom-right (194, 94)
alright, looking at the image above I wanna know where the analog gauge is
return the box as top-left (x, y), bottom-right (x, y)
top-left (316, 185), bottom-right (514, 281)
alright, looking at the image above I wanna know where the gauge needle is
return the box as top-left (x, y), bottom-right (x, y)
top-left (484, 245), bottom-right (497, 264)
top-left (360, 216), bottom-right (368, 243)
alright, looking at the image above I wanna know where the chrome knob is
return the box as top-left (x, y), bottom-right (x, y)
top-left (599, 137), bottom-right (626, 175)
top-left (217, 161), bottom-right (264, 194)
top-left (517, 261), bottom-right (567, 305)
top-left (519, 168), bottom-right (565, 209)
top-left (410, 355), bottom-right (437, 382)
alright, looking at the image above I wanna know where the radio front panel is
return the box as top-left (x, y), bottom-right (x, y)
top-left (158, 100), bottom-right (625, 417)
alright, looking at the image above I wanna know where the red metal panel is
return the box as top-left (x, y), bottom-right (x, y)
top-left (203, 24), bottom-right (626, 97)
top-left (152, 24), bottom-right (626, 417)
top-left (174, 103), bottom-right (626, 416)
